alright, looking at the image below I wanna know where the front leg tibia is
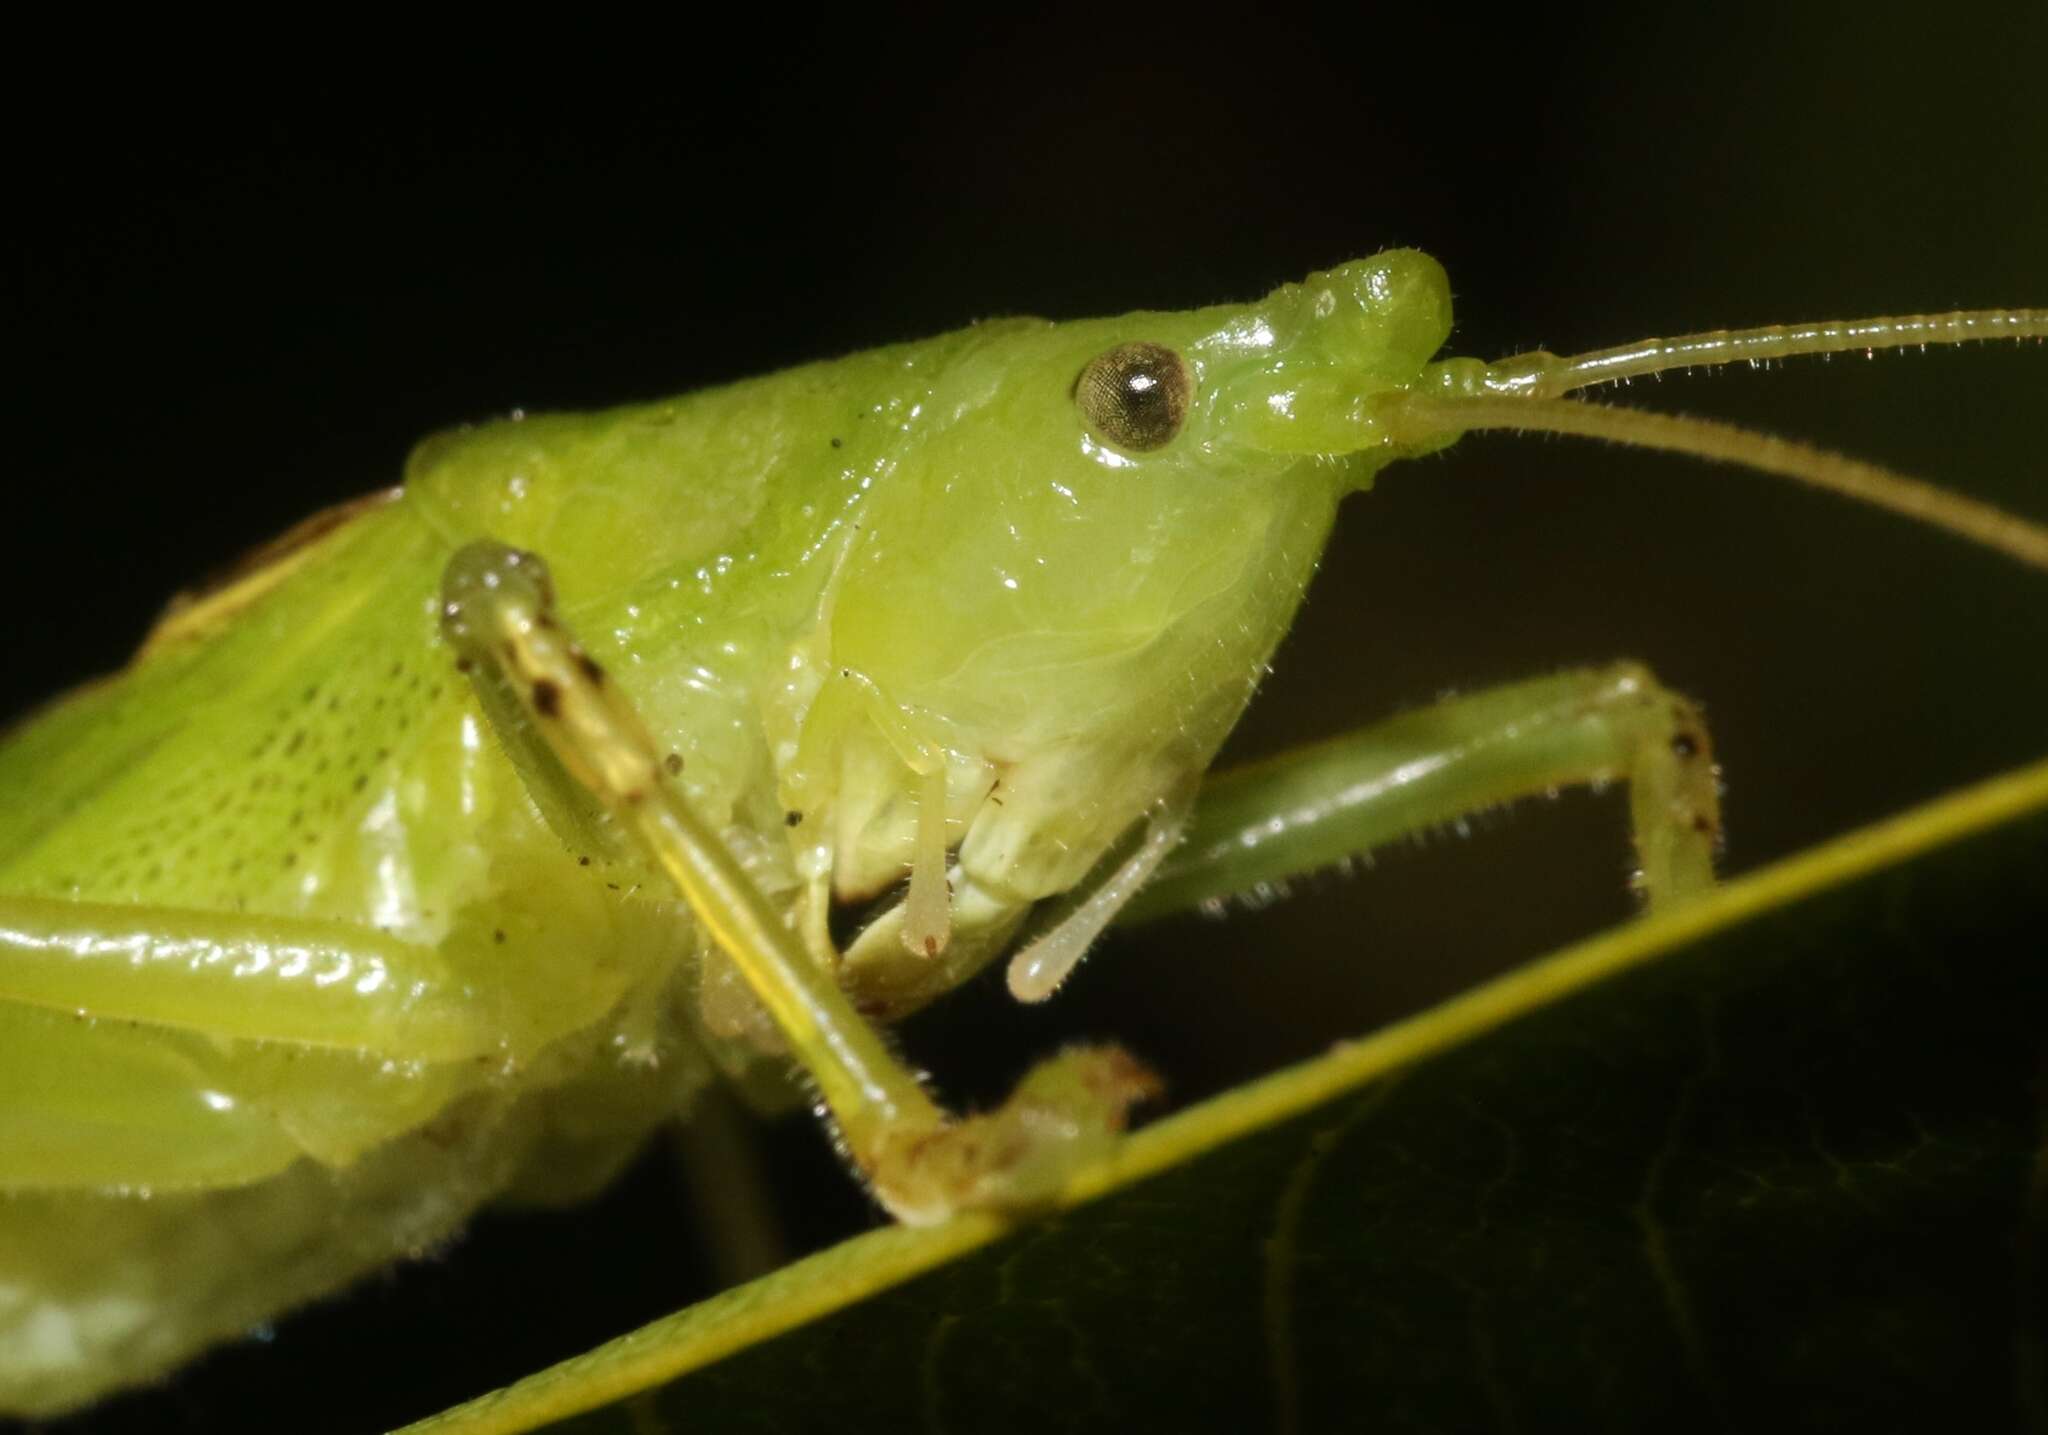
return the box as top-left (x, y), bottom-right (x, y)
top-left (1604, 662), bottom-right (1723, 905)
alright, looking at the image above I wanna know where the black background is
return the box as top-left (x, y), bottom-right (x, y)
top-left (10, 9), bottom-right (2046, 1432)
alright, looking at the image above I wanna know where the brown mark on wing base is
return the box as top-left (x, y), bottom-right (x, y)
top-left (135, 486), bottom-right (404, 661)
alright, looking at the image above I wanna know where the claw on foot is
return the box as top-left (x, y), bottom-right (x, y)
top-left (868, 1046), bottom-right (1164, 1226)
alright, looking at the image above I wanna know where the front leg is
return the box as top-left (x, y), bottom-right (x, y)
top-left (1124, 663), bottom-right (1722, 929)
top-left (438, 542), bottom-right (1158, 1224)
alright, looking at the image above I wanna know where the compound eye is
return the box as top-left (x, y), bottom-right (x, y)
top-left (1074, 341), bottom-right (1193, 453)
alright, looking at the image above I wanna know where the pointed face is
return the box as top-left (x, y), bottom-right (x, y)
top-left (828, 251), bottom-right (1456, 928)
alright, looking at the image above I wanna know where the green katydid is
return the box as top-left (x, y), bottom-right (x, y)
top-left (0, 250), bottom-right (2041, 1418)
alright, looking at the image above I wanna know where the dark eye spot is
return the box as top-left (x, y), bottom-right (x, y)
top-left (1074, 341), bottom-right (1193, 453)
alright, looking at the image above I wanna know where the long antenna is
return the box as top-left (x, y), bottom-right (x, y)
top-left (1472, 308), bottom-right (2047, 397)
top-left (1384, 311), bottom-right (2048, 574)
top-left (1381, 395), bottom-right (2048, 574)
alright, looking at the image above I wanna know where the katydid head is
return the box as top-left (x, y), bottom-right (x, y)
top-left (829, 252), bottom-right (1465, 1008)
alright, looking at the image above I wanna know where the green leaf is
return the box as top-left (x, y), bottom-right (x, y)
top-left (401, 757), bottom-right (2048, 1435)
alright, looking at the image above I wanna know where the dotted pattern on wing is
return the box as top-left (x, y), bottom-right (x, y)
top-left (0, 509), bottom-right (494, 937)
